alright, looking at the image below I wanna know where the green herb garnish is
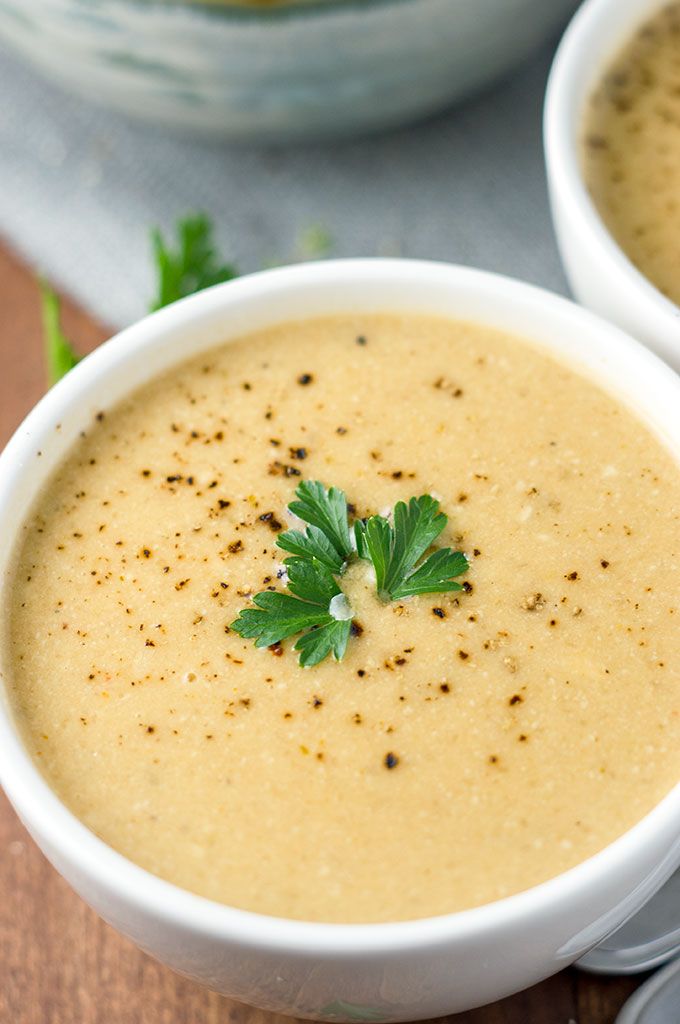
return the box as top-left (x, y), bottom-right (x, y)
top-left (296, 223), bottom-right (334, 260)
top-left (229, 557), bottom-right (352, 668)
top-left (230, 481), bottom-right (469, 666)
top-left (40, 213), bottom-right (239, 386)
top-left (150, 213), bottom-right (238, 311)
top-left (355, 495), bottom-right (469, 600)
top-left (286, 480), bottom-right (353, 564)
top-left (40, 281), bottom-right (81, 387)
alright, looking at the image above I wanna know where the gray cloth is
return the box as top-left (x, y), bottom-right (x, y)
top-left (0, 40), bottom-right (568, 330)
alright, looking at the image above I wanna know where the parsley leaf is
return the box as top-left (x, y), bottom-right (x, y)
top-left (230, 556), bottom-right (347, 664)
top-left (294, 619), bottom-right (351, 668)
top-left (40, 281), bottom-right (81, 387)
top-left (230, 484), bottom-right (356, 665)
top-left (354, 515), bottom-right (391, 594)
top-left (230, 587), bottom-right (334, 649)
top-left (357, 495), bottom-right (468, 602)
top-left (385, 495), bottom-right (448, 595)
top-left (277, 525), bottom-right (346, 573)
top-left (39, 211), bottom-right (239, 388)
top-left (287, 480), bottom-right (352, 562)
top-left (286, 557), bottom-right (341, 606)
top-left (391, 547), bottom-right (469, 599)
top-left (150, 213), bottom-right (238, 311)
top-left (231, 482), bottom-right (470, 667)
top-left (296, 223), bottom-right (334, 260)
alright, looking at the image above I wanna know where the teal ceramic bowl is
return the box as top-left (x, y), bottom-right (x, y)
top-left (0, 0), bottom-right (577, 140)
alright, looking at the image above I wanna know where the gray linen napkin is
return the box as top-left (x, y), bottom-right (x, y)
top-left (0, 40), bottom-right (568, 329)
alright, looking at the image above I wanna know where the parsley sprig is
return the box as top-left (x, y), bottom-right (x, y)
top-left (150, 213), bottom-right (238, 312)
top-left (230, 482), bottom-right (355, 668)
top-left (40, 281), bottom-right (81, 388)
top-left (41, 213), bottom-right (239, 387)
top-left (231, 481), bottom-right (469, 667)
top-left (355, 495), bottom-right (469, 600)
top-left (278, 480), bottom-right (353, 571)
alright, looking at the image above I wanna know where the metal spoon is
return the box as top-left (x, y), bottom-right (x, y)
top-left (578, 870), bottom-right (680, 975)
top-left (615, 956), bottom-right (680, 1024)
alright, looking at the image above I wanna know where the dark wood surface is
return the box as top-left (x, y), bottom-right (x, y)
top-left (0, 243), bottom-right (642, 1023)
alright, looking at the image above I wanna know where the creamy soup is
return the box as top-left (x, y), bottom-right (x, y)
top-left (5, 314), bottom-right (680, 923)
top-left (583, 2), bottom-right (680, 306)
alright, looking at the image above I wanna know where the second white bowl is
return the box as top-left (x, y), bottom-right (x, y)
top-left (544, 0), bottom-right (680, 371)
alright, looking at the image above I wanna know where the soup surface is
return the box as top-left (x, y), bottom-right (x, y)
top-left (5, 314), bottom-right (680, 923)
top-left (583, 2), bottom-right (680, 306)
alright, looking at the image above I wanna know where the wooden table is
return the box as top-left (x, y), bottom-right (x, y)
top-left (0, 243), bottom-right (643, 1024)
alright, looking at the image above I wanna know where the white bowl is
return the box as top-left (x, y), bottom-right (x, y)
top-left (0, 0), bottom-right (578, 141)
top-left (1, 260), bottom-right (680, 1020)
top-left (544, 0), bottom-right (680, 372)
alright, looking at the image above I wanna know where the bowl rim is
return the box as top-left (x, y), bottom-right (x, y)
top-left (1, 257), bottom-right (680, 955)
top-left (543, 0), bottom-right (680, 344)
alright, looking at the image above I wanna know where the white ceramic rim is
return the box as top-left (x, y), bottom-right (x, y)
top-left (544, 0), bottom-right (680, 340)
top-left (1, 258), bottom-right (680, 956)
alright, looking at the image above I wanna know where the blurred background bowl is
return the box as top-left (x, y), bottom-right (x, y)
top-left (0, 0), bottom-right (577, 142)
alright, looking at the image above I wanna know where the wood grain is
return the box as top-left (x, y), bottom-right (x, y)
top-left (0, 242), bottom-right (640, 1023)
